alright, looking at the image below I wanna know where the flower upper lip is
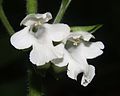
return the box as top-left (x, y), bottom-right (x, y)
top-left (20, 12), bottom-right (52, 26)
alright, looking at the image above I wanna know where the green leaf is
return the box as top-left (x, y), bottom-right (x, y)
top-left (53, 0), bottom-right (71, 23)
top-left (0, 0), bottom-right (14, 35)
top-left (0, 6), bottom-right (15, 35)
top-left (71, 24), bottom-right (103, 33)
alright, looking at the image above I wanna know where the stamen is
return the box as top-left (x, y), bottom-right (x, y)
top-left (69, 38), bottom-right (81, 46)
top-left (32, 21), bottom-right (42, 32)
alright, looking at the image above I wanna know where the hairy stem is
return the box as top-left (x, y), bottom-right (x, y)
top-left (26, 0), bottom-right (38, 14)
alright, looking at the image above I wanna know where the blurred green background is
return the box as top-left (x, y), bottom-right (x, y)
top-left (0, 0), bottom-right (120, 96)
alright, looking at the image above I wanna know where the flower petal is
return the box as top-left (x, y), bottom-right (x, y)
top-left (77, 31), bottom-right (94, 41)
top-left (10, 26), bottom-right (33, 49)
top-left (67, 56), bottom-right (87, 80)
top-left (30, 43), bottom-right (64, 66)
top-left (67, 60), bottom-right (83, 80)
top-left (67, 31), bottom-right (94, 42)
top-left (20, 12), bottom-right (52, 26)
top-left (81, 65), bottom-right (95, 86)
top-left (68, 41), bottom-right (104, 59)
top-left (53, 43), bottom-right (65, 58)
top-left (30, 44), bottom-right (55, 66)
top-left (52, 48), bottom-right (69, 67)
top-left (80, 41), bottom-right (104, 59)
top-left (43, 23), bottom-right (70, 41)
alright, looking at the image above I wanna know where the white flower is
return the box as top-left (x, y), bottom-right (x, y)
top-left (10, 12), bottom-right (70, 66)
top-left (52, 31), bottom-right (104, 86)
